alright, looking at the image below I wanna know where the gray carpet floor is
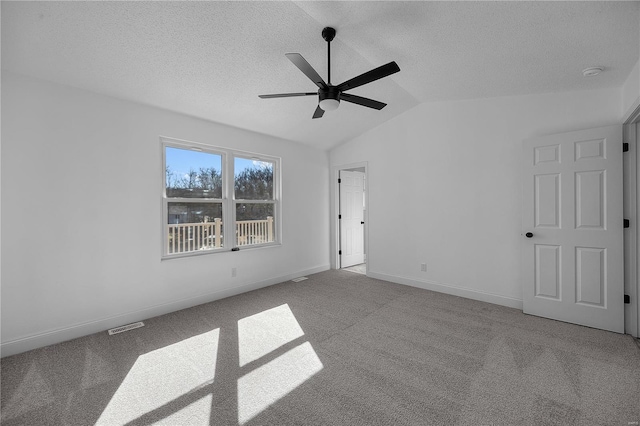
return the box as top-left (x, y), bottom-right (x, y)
top-left (1, 270), bottom-right (639, 426)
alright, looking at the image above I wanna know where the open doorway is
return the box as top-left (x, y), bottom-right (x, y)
top-left (337, 166), bottom-right (367, 274)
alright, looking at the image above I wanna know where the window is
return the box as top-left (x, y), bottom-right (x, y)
top-left (234, 157), bottom-right (276, 247)
top-left (162, 138), bottom-right (280, 258)
top-left (164, 145), bottom-right (225, 255)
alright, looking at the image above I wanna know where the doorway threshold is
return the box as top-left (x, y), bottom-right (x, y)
top-left (342, 263), bottom-right (366, 275)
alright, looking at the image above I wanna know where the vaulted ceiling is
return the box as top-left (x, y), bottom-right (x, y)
top-left (2, 1), bottom-right (638, 150)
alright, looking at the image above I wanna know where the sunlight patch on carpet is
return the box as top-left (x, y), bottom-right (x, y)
top-left (238, 304), bottom-right (305, 367)
top-left (237, 341), bottom-right (323, 424)
top-left (95, 328), bottom-right (219, 425)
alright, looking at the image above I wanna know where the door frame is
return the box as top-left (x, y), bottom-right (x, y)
top-left (624, 101), bottom-right (640, 338)
top-left (339, 169), bottom-right (366, 268)
top-left (331, 161), bottom-right (368, 272)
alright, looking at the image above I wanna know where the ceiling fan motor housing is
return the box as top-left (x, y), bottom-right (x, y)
top-left (319, 86), bottom-right (340, 102)
top-left (318, 86), bottom-right (340, 111)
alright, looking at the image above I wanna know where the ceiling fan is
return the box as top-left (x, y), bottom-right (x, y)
top-left (259, 27), bottom-right (400, 119)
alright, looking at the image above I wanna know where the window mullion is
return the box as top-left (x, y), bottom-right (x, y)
top-left (225, 152), bottom-right (235, 249)
top-left (166, 197), bottom-right (223, 203)
top-left (234, 199), bottom-right (274, 204)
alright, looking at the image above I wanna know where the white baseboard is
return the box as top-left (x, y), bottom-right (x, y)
top-left (367, 271), bottom-right (523, 310)
top-left (1, 264), bottom-right (330, 358)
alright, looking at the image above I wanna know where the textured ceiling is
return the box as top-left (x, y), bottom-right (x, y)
top-left (2, 1), bottom-right (639, 150)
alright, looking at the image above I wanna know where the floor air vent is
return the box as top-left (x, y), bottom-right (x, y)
top-left (108, 321), bottom-right (145, 335)
top-left (291, 276), bottom-right (308, 282)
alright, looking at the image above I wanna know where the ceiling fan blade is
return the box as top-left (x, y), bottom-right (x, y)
top-left (312, 105), bottom-right (324, 119)
top-left (337, 61), bottom-right (400, 92)
top-left (340, 93), bottom-right (387, 110)
top-left (285, 53), bottom-right (327, 89)
top-left (259, 92), bottom-right (316, 99)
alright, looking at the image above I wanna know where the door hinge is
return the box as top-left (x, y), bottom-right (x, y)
top-left (624, 294), bottom-right (630, 304)
top-left (624, 219), bottom-right (630, 228)
top-left (338, 214), bottom-right (342, 219)
top-left (623, 142), bottom-right (629, 152)
top-left (339, 250), bottom-right (342, 255)
top-left (338, 178), bottom-right (341, 184)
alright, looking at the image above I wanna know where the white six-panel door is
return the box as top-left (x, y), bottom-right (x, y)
top-left (340, 171), bottom-right (365, 268)
top-left (522, 125), bottom-right (624, 333)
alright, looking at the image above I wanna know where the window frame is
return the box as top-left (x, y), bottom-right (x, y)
top-left (161, 137), bottom-right (281, 260)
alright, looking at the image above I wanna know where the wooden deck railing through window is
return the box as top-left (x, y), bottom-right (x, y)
top-left (167, 217), bottom-right (274, 254)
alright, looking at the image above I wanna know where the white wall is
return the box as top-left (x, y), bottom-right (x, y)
top-left (330, 88), bottom-right (621, 307)
top-left (622, 4), bottom-right (640, 122)
top-left (623, 59), bottom-right (640, 121)
top-left (1, 72), bottom-right (330, 356)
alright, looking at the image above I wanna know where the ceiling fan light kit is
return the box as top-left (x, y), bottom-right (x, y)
top-left (319, 98), bottom-right (340, 111)
top-left (318, 86), bottom-right (341, 111)
top-left (259, 27), bottom-right (400, 119)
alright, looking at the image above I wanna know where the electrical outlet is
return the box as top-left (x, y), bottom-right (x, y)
top-left (232, 267), bottom-right (237, 277)
top-left (421, 263), bottom-right (427, 272)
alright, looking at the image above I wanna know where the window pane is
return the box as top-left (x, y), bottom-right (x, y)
top-left (235, 203), bottom-right (275, 246)
top-left (166, 147), bottom-right (222, 198)
top-left (234, 157), bottom-right (273, 200)
top-left (167, 202), bottom-right (223, 254)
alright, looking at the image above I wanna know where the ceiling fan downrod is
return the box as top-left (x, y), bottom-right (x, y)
top-left (322, 27), bottom-right (336, 85)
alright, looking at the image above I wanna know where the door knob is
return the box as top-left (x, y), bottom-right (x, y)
top-left (361, 221), bottom-right (365, 224)
top-left (525, 232), bottom-right (533, 238)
